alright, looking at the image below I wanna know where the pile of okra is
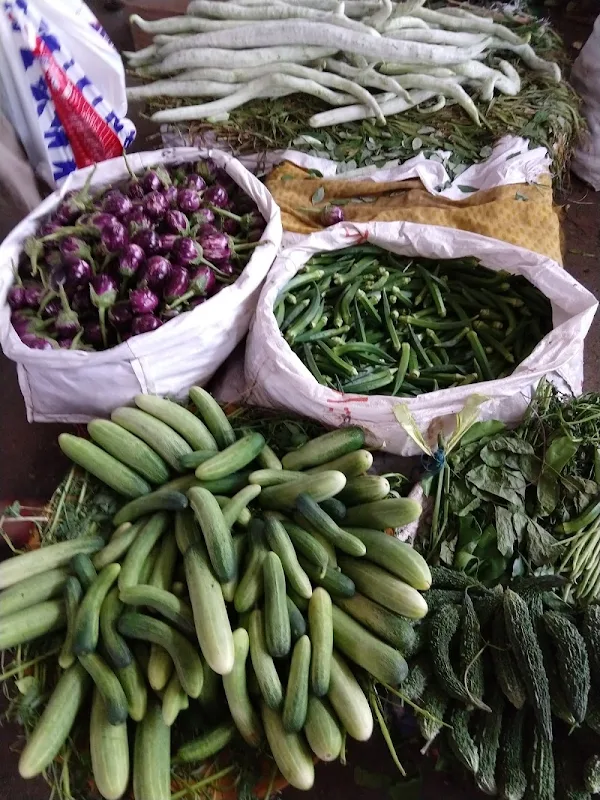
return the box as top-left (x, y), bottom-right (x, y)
top-left (274, 245), bottom-right (553, 396)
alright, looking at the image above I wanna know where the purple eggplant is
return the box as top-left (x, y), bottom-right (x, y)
top-left (204, 184), bottom-right (229, 208)
top-left (164, 185), bottom-right (178, 207)
top-left (7, 285), bottom-right (26, 310)
top-left (216, 261), bottom-right (235, 277)
top-left (67, 259), bottom-right (93, 290)
top-left (86, 212), bottom-right (119, 234)
top-left (124, 208), bottom-right (153, 234)
top-left (241, 210), bottom-right (265, 232)
top-left (187, 174), bottom-right (207, 192)
top-left (71, 287), bottom-right (92, 314)
top-left (83, 320), bottom-right (104, 347)
top-left (100, 220), bottom-right (128, 253)
top-left (246, 226), bottom-right (264, 243)
top-left (90, 274), bottom-right (118, 348)
top-left (144, 191), bottom-right (168, 220)
top-left (108, 302), bottom-right (133, 331)
top-left (131, 314), bottom-right (163, 336)
top-left (126, 179), bottom-right (145, 200)
top-left (49, 266), bottom-right (68, 292)
top-left (60, 236), bottom-right (91, 264)
top-left (168, 265), bottom-right (216, 309)
top-left (39, 220), bottom-right (61, 238)
top-left (40, 297), bottom-right (62, 319)
top-left (158, 234), bottom-right (177, 255)
top-left (189, 296), bottom-right (207, 309)
top-left (20, 333), bottom-right (56, 350)
top-left (132, 229), bottom-right (162, 256)
top-left (141, 170), bottom-right (163, 194)
top-left (198, 231), bottom-right (231, 263)
top-left (172, 237), bottom-right (201, 267)
top-left (197, 223), bottom-right (219, 238)
top-left (195, 158), bottom-right (218, 183)
top-left (144, 256), bottom-right (172, 291)
top-left (119, 244), bottom-right (145, 278)
top-left (53, 192), bottom-right (79, 225)
top-left (165, 209), bottom-right (189, 234)
top-left (130, 286), bottom-right (159, 315)
top-left (55, 284), bottom-right (81, 338)
top-left (320, 204), bottom-right (345, 226)
top-left (104, 191), bottom-right (133, 219)
top-left (177, 188), bottom-right (201, 213)
top-left (190, 208), bottom-right (215, 228)
top-left (23, 283), bottom-right (45, 309)
top-left (221, 217), bottom-right (240, 236)
top-left (164, 265), bottom-right (190, 304)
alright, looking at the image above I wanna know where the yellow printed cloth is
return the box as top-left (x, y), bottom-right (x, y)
top-left (265, 161), bottom-right (562, 264)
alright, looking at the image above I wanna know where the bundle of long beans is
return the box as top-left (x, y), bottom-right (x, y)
top-left (274, 245), bottom-right (552, 396)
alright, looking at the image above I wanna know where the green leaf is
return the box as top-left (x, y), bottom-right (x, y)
top-left (480, 436), bottom-right (534, 468)
top-left (459, 420), bottom-right (506, 447)
top-left (537, 436), bottom-right (578, 516)
top-left (513, 512), bottom-right (563, 566)
top-left (446, 393), bottom-right (489, 453)
top-left (457, 184), bottom-right (478, 193)
top-left (440, 538), bottom-right (457, 566)
top-left (495, 507), bottom-right (516, 557)
top-left (311, 187), bottom-right (325, 205)
top-left (466, 464), bottom-right (526, 507)
top-left (457, 514), bottom-right (482, 551)
top-left (515, 192), bottom-right (529, 201)
top-left (393, 403), bottom-right (433, 456)
top-left (519, 454), bottom-right (541, 484)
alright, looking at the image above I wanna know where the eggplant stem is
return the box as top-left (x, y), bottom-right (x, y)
top-left (209, 205), bottom-right (242, 223)
top-left (98, 307), bottom-right (108, 349)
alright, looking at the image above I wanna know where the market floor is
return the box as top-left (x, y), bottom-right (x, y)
top-left (0, 3), bottom-right (599, 799)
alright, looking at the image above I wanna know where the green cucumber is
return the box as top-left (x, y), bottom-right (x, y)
top-left (264, 514), bottom-right (312, 600)
top-left (304, 697), bottom-right (343, 762)
top-left (116, 657), bottom-right (147, 722)
top-left (223, 628), bottom-right (263, 747)
top-left (319, 497), bottom-right (347, 524)
top-left (344, 498), bottom-right (421, 529)
top-left (309, 587), bottom-right (334, 696)
top-left (234, 519), bottom-right (268, 613)
top-left (72, 563), bottom-right (121, 655)
top-left (100, 588), bottom-right (133, 670)
top-left (259, 471), bottom-right (347, 510)
top-left (334, 593), bottom-right (417, 654)
top-left (328, 651), bottom-right (373, 741)
top-left (189, 386), bottom-right (236, 448)
top-left (90, 688), bottom-right (130, 800)
top-left (179, 450), bottom-right (217, 470)
top-left (59, 576), bottom-right (83, 669)
top-left (0, 599), bottom-right (66, 649)
top-left (111, 407), bottom-right (192, 473)
top-left (78, 652), bottom-right (129, 725)
top-left (88, 418), bottom-right (170, 485)
top-left (261, 704), bottom-right (315, 791)
top-left (282, 427), bottom-right (365, 471)
top-left (93, 520), bottom-right (145, 570)
top-left (282, 521), bottom-right (329, 575)
top-left (299, 556), bottom-right (355, 598)
top-left (71, 553), bottom-right (97, 589)
top-left (345, 527), bottom-right (432, 590)
top-left (119, 585), bottom-right (195, 636)
top-left (338, 557), bottom-right (427, 619)
top-left (188, 486), bottom-right (235, 582)
top-left (176, 722), bottom-right (236, 762)
top-left (174, 508), bottom-right (200, 555)
top-left (18, 662), bottom-right (91, 778)
top-left (0, 567), bottom-right (68, 618)
top-left (185, 541), bottom-right (234, 675)
top-left (119, 512), bottom-right (170, 591)
top-left (249, 469), bottom-right (305, 487)
top-left (133, 702), bottom-right (171, 800)
top-left (257, 443), bottom-right (283, 471)
top-left (249, 609), bottom-right (283, 709)
top-left (195, 432), bottom-right (265, 481)
top-left (338, 476), bottom-right (390, 506)
top-left (161, 672), bottom-right (189, 726)
top-left (221, 534), bottom-right (246, 603)
top-left (112, 490), bottom-right (188, 526)
top-left (283, 635), bottom-right (311, 733)
top-left (0, 535), bottom-right (103, 591)
top-left (306, 449), bottom-right (373, 478)
top-left (134, 393), bottom-right (218, 451)
top-left (149, 533), bottom-right (178, 591)
top-left (118, 612), bottom-right (204, 697)
top-left (295, 493), bottom-right (366, 557)
top-left (287, 595), bottom-right (307, 641)
top-left (263, 552), bottom-right (291, 658)
top-left (331, 604), bottom-right (408, 686)
top-left (221, 484), bottom-right (261, 528)
top-left (58, 434), bottom-right (151, 498)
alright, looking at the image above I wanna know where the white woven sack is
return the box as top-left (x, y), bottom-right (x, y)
top-left (246, 222), bottom-right (597, 455)
top-left (0, 147), bottom-right (282, 422)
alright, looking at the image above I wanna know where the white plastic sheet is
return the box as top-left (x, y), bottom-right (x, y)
top-left (246, 221), bottom-right (597, 456)
top-left (572, 15), bottom-right (600, 190)
top-left (0, 147), bottom-right (282, 422)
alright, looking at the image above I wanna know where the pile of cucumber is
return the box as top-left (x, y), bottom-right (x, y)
top-left (0, 387), bottom-right (429, 798)
top-left (404, 567), bottom-right (600, 799)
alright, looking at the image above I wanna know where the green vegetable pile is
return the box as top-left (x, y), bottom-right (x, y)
top-left (0, 388), bottom-right (428, 799)
top-left (417, 382), bottom-right (600, 601)
top-left (402, 567), bottom-right (600, 799)
top-left (275, 244), bottom-right (552, 395)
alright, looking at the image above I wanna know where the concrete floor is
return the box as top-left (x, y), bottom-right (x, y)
top-left (0, 2), bottom-right (598, 799)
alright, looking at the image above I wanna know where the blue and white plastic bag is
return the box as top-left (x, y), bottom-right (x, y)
top-left (0, 0), bottom-right (135, 189)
